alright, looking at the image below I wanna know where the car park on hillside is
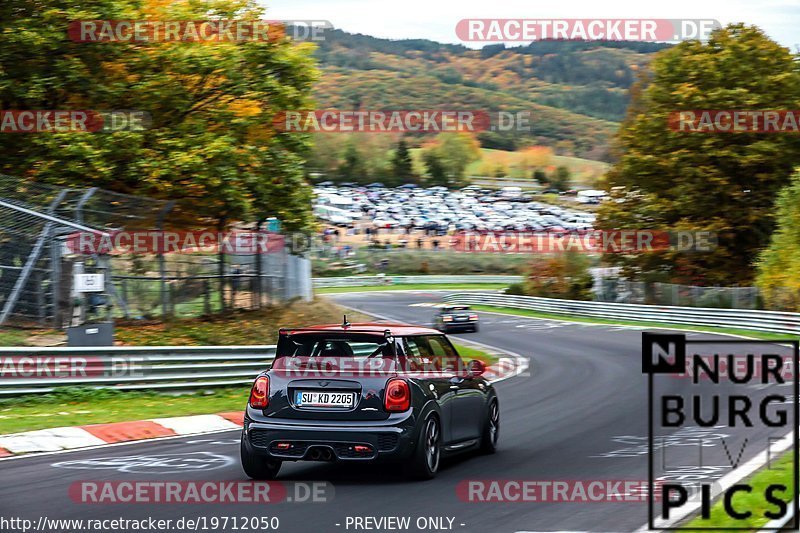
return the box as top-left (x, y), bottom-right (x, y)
top-left (313, 185), bottom-right (596, 234)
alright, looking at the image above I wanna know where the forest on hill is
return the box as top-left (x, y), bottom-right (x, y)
top-left (310, 30), bottom-right (669, 160)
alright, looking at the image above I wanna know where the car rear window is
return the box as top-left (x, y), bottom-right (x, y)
top-left (276, 333), bottom-right (391, 360)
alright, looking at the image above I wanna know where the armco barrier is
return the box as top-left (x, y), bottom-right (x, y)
top-left (442, 293), bottom-right (800, 336)
top-left (0, 345), bottom-right (276, 396)
top-left (313, 275), bottom-right (522, 288)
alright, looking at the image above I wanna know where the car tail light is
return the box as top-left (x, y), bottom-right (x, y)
top-left (442, 315), bottom-right (453, 322)
top-left (249, 376), bottom-right (270, 409)
top-left (469, 314), bottom-right (479, 320)
top-left (354, 445), bottom-right (372, 453)
top-left (384, 378), bottom-right (410, 412)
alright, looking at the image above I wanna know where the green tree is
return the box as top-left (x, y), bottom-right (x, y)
top-left (755, 170), bottom-right (800, 310)
top-left (549, 166), bottom-right (571, 191)
top-left (389, 138), bottom-right (416, 186)
top-left (597, 24), bottom-right (800, 285)
top-left (422, 151), bottom-right (447, 187)
top-left (307, 134), bottom-right (343, 178)
top-left (358, 134), bottom-right (392, 183)
top-left (533, 169), bottom-right (548, 185)
top-left (337, 139), bottom-right (368, 183)
top-left (420, 133), bottom-right (480, 188)
top-left (0, 0), bottom-right (318, 232)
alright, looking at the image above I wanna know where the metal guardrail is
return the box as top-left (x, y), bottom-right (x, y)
top-left (0, 345), bottom-right (276, 396)
top-left (442, 293), bottom-right (800, 336)
top-left (313, 275), bottom-right (523, 288)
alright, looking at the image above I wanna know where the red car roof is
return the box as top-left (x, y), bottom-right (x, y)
top-left (282, 322), bottom-right (439, 336)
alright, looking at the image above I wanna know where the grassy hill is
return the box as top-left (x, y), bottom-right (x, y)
top-left (408, 147), bottom-right (609, 187)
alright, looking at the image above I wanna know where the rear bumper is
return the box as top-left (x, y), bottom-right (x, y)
top-left (442, 321), bottom-right (477, 331)
top-left (243, 413), bottom-right (417, 462)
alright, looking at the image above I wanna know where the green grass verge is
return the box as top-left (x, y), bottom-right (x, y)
top-left (682, 452), bottom-right (794, 530)
top-left (0, 387), bottom-right (250, 434)
top-left (0, 330), bottom-right (32, 346)
top-left (453, 342), bottom-right (499, 365)
top-left (470, 304), bottom-right (800, 342)
top-left (316, 283), bottom-right (509, 294)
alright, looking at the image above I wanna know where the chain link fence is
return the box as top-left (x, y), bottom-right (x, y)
top-left (595, 278), bottom-right (760, 309)
top-left (0, 175), bottom-right (311, 328)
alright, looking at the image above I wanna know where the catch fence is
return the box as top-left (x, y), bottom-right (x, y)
top-left (0, 176), bottom-right (311, 328)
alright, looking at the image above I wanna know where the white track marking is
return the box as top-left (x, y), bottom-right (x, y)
top-left (150, 414), bottom-right (240, 434)
top-left (0, 427), bottom-right (105, 453)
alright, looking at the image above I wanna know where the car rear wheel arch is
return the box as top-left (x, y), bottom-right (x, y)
top-left (415, 401), bottom-right (442, 440)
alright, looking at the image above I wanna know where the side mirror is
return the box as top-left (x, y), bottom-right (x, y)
top-left (468, 359), bottom-right (486, 377)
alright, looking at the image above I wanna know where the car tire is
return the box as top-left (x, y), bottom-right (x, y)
top-left (472, 324), bottom-right (479, 333)
top-left (406, 415), bottom-right (441, 480)
top-left (241, 434), bottom-right (282, 480)
top-left (480, 398), bottom-right (499, 454)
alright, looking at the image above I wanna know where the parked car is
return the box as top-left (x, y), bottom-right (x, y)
top-left (434, 305), bottom-right (479, 333)
top-left (240, 322), bottom-right (499, 480)
top-left (315, 185), bottom-right (596, 234)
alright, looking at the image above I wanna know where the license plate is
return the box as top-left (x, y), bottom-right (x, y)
top-left (456, 316), bottom-right (468, 321)
top-left (295, 391), bottom-right (355, 408)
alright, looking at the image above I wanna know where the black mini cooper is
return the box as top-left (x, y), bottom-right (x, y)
top-left (240, 321), bottom-right (499, 480)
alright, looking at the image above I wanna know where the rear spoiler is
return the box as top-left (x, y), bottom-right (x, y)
top-left (279, 328), bottom-right (394, 338)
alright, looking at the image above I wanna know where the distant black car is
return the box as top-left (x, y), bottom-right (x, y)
top-left (434, 305), bottom-right (479, 333)
top-left (241, 322), bottom-right (498, 480)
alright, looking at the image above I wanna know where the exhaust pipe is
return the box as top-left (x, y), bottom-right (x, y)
top-left (307, 446), bottom-right (334, 461)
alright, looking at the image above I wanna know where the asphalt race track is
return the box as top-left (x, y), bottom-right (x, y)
top-left (0, 290), bottom-right (793, 533)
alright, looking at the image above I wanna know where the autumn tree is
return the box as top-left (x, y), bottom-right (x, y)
top-left (755, 170), bottom-right (800, 310)
top-left (524, 252), bottom-right (593, 300)
top-left (514, 145), bottom-right (554, 178)
top-left (597, 24), bottom-right (800, 285)
top-left (420, 133), bottom-right (480, 188)
top-left (0, 0), bottom-right (318, 233)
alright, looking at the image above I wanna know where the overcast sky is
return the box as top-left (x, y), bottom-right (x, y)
top-left (263, 0), bottom-right (799, 50)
